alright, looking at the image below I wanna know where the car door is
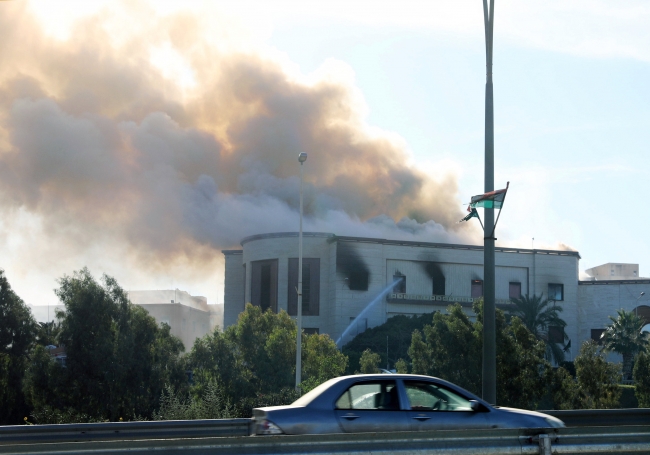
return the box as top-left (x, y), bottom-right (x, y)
top-left (403, 380), bottom-right (489, 431)
top-left (334, 379), bottom-right (410, 433)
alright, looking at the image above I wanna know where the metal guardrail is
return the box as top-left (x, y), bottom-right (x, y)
top-left (0, 418), bottom-right (251, 446)
top-left (542, 408), bottom-right (650, 427)
top-left (1, 409), bottom-right (650, 454)
top-left (1, 425), bottom-right (649, 455)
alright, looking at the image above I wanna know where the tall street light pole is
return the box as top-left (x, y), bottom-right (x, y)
top-left (295, 152), bottom-right (307, 393)
top-left (482, 0), bottom-right (497, 405)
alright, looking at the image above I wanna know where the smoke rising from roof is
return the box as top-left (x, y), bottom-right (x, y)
top-left (0, 2), bottom-right (471, 304)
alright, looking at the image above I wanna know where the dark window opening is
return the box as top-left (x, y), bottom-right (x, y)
top-left (302, 263), bottom-right (311, 313)
top-left (509, 282), bottom-right (521, 299)
top-left (260, 265), bottom-right (272, 311)
top-left (548, 283), bottom-right (564, 301)
top-left (303, 328), bottom-right (319, 335)
top-left (348, 271), bottom-right (369, 291)
top-left (591, 329), bottom-right (605, 344)
top-left (548, 326), bottom-right (565, 344)
top-left (393, 274), bottom-right (406, 293)
top-left (288, 258), bottom-right (320, 316)
top-left (251, 259), bottom-right (278, 312)
top-left (432, 276), bottom-right (446, 296)
top-left (471, 280), bottom-right (483, 298)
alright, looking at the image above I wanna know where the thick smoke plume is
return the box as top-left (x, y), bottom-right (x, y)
top-left (0, 2), bottom-right (470, 304)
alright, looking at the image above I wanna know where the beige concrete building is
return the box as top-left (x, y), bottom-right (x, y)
top-left (223, 232), bottom-right (650, 364)
top-left (30, 289), bottom-right (224, 350)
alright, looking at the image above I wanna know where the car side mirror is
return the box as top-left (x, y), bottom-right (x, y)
top-left (469, 400), bottom-right (480, 411)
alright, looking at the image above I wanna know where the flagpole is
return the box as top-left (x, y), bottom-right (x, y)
top-left (482, 0), bottom-right (497, 405)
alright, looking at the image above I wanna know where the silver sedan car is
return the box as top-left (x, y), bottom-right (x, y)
top-left (252, 374), bottom-right (564, 435)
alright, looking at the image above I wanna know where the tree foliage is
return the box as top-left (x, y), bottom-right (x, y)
top-left (633, 351), bottom-right (650, 407)
top-left (407, 301), bottom-right (550, 409)
top-left (0, 269), bottom-right (37, 424)
top-left (24, 268), bottom-right (186, 422)
top-left (186, 303), bottom-right (347, 415)
top-left (508, 293), bottom-right (568, 364)
top-left (342, 313), bottom-right (435, 374)
top-left (601, 309), bottom-right (649, 379)
top-left (358, 349), bottom-right (381, 374)
top-left (574, 340), bottom-right (621, 409)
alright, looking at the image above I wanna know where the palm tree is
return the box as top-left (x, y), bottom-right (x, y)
top-left (601, 309), bottom-right (649, 379)
top-left (508, 293), bottom-right (569, 364)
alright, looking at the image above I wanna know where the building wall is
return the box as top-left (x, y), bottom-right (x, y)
top-left (576, 280), bottom-right (650, 362)
top-left (223, 250), bottom-right (245, 328)
top-left (223, 233), bottom-right (589, 353)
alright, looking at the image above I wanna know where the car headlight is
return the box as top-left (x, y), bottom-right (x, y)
top-left (544, 416), bottom-right (565, 428)
top-left (257, 419), bottom-right (284, 435)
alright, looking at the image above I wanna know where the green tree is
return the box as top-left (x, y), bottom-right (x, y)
top-left (186, 304), bottom-right (347, 415)
top-left (394, 358), bottom-right (408, 374)
top-left (574, 340), bottom-right (621, 409)
top-left (35, 321), bottom-right (61, 347)
top-left (24, 268), bottom-right (186, 422)
top-left (548, 367), bottom-right (582, 410)
top-left (407, 301), bottom-right (549, 409)
top-left (301, 332), bottom-right (348, 392)
top-left (0, 269), bottom-right (37, 424)
top-left (508, 293), bottom-right (568, 364)
top-left (601, 309), bottom-right (649, 379)
top-left (633, 351), bottom-right (650, 407)
top-left (342, 313), bottom-right (435, 374)
top-left (358, 349), bottom-right (381, 374)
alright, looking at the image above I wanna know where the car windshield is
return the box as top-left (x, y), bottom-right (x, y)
top-left (292, 377), bottom-right (341, 407)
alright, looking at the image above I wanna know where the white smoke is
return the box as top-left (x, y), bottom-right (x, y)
top-left (0, 1), bottom-right (474, 305)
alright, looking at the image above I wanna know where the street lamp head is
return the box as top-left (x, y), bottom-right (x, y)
top-left (298, 152), bottom-right (308, 163)
top-left (641, 292), bottom-right (646, 297)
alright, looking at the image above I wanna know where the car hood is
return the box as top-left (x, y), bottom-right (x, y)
top-left (494, 407), bottom-right (565, 428)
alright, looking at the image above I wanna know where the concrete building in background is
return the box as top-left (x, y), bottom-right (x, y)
top-left (30, 289), bottom-right (224, 350)
top-left (223, 232), bottom-right (650, 363)
top-left (128, 290), bottom-right (223, 349)
top-left (585, 263), bottom-right (644, 280)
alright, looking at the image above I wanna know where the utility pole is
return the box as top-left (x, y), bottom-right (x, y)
top-left (482, 0), bottom-right (496, 405)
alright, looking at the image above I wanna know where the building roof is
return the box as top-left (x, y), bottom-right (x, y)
top-left (232, 232), bottom-right (581, 258)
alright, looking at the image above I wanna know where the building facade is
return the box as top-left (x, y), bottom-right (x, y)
top-left (223, 232), bottom-right (650, 360)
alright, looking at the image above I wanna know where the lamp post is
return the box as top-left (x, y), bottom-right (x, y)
top-left (482, 0), bottom-right (497, 405)
top-left (295, 152), bottom-right (307, 393)
top-left (636, 292), bottom-right (645, 317)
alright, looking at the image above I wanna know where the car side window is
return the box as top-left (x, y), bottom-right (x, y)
top-left (335, 380), bottom-right (400, 410)
top-left (404, 381), bottom-right (473, 411)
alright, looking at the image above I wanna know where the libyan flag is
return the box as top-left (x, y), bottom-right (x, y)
top-left (460, 207), bottom-right (479, 223)
top-left (470, 183), bottom-right (509, 209)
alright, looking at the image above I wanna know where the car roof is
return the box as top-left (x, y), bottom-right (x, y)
top-left (293, 374), bottom-right (487, 408)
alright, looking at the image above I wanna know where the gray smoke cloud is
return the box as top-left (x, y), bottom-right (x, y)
top-left (0, 2), bottom-right (473, 303)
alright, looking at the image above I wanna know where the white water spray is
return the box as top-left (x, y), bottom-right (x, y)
top-left (336, 278), bottom-right (403, 348)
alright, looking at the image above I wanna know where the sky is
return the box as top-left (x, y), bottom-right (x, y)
top-left (0, 0), bottom-right (649, 309)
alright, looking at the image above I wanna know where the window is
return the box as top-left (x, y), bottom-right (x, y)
top-left (471, 280), bottom-right (483, 298)
top-left (303, 328), bottom-right (319, 335)
top-left (432, 276), bottom-right (446, 296)
top-left (288, 258), bottom-right (320, 316)
top-left (393, 274), bottom-right (406, 293)
top-left (548, 326), bottom-right (565, 344)
top-left (404, 381), bottom-right (473, 412)
top-left (548, 283), bottom-right (564, 301)
top-left (509, 282), bottom-right (521, 299)
top-left (335, 381), bottom-right (399, 410)
top-left (251, 259), bottom-right (278, 312)
top-left (348, 271), bottom-right (369, 291)
top-left (591, 329), bottom-right (605, 344)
